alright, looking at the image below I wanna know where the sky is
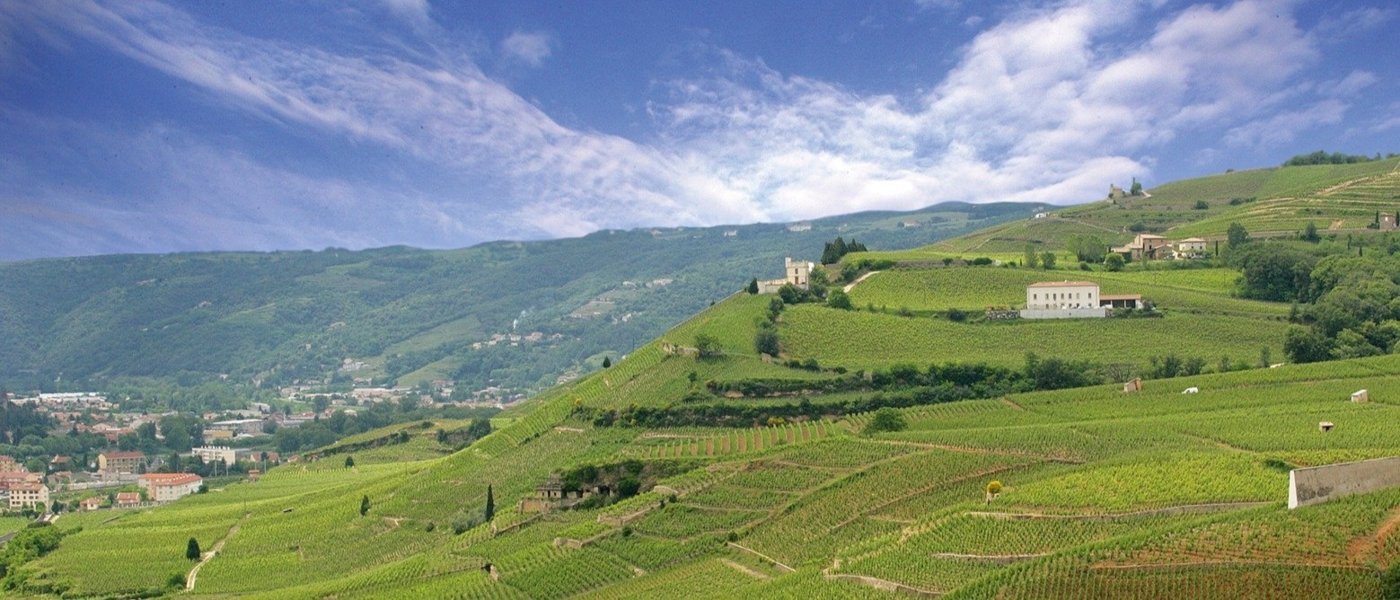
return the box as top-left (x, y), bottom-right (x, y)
top-left (0, 0), bottom-right (1396, 260)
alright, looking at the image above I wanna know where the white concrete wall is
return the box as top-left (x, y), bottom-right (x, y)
top-left (1019, 308), bottom-right (1109, 319)
top-left (1288, 456), bottom-right (1400, 509)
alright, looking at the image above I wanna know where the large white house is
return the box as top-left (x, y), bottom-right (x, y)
top-left (1021, 281), bottom-right (1140, 319)
top-left (138, 473), bottom-right (203, 503)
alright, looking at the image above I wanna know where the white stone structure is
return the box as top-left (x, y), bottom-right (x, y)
top-left (7, 482), bottom-right (49, 510)
top-left (1025, 281), bottom-right (1099, 309)
top-left (758, 258), bottom-right (815, 294)
top-left (138, 473), bottom-right (203, 503)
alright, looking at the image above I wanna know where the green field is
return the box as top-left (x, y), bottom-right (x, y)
top-left (8, 160), bottom-right (1400, 598)
top-left (924, 157), bottom-right (1400, 254)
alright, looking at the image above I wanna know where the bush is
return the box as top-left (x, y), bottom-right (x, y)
top-left (827, 290), bottom-right (853, 310)
top-left (1079, 261), bottom-right (1090, 271)
top-left (1103, 254), bottom-right (1125, 272)
top-left (1383, 560), bottom-right (1400, 600)
top-left (695, 334), bottom-right (723, 359)
top-left (971, 257), bottom-right (993, 266)
top-left (1194, 200), bottom-right (1209, 210)
top-left (862, 407), bottom-right (908, 434)
top-left (947, 308), bottom-right (967, 322)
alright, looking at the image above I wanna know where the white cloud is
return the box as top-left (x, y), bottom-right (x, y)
top-left (499, 31), bottom-right (553, 68)
top-left (1223, 100), bottom-right (1348, 148)
top-left (1321, 70), bottom-right (1378, 97)
top-left (381, 0), bottom-right (430, 26)
top-left (5, 0), bottom-right (1355, 252)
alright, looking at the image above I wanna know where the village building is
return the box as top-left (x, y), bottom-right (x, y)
top-left (0, 456), bottom-right (19, 472)
top-left (786, 222), bottom-right (812, 232)
top-left (98, 451), bottom-right (146, 475)
top-left (1175, 237), bottom-right (1208, 259)
top-left (517, 473), bottom-right (599, 513)
top-left (1111, 234), bottom-right (1172, 261)
top-left (7, 482), bottom-right (50, 510)
top-left (208, 418), bottom-right (266, 436)
top-left (1021, 282), bottom-right (1142, 319)
top-left (80, 497), bottom-right (103, 511)
top-left (138, 473), bottom-right (203, 503)
top-left (115, 492), bottom-right (142, 508)
top-left (192, 446), bottom-right (252, 467)
top-left (1108, 184), bottom-right (1127, 200)
top-left (757, 257), bottom-right (815, 294)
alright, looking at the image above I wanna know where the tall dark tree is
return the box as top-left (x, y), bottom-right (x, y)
top-left (485, 484), bottom-right (495, 521)
top-left (1227, 223), bottom-right (1250, 248)
top-left (360, 494), bottom-right (371, 517)
top-left (746, 278), bottom-right (759, 294)
top-left (344, 455), bottom-right (355, 468)
top-left (186, 537), bottom-right (201, 560)
top-left (601, 356), bottom-right (612, 369)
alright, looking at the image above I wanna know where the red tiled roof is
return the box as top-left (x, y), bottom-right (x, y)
top-left (102, 451), bottom-right (145, 460)
top-left (140, 473), bottom-right (202, 486)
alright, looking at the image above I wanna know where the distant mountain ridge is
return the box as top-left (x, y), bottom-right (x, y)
top-left (0, 201), bottom-right (1035, 397)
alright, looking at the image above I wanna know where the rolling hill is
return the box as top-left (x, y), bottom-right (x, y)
top-left (7, 156), bottom-right (1400, 598)
top-left (0, 201), bottom-right (1033, 398)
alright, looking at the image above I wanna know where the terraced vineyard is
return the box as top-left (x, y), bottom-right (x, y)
top-left (10, 162), bottom-right (1400, 598)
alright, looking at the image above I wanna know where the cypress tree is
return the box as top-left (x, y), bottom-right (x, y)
top-left (602, 356), bottom-right (612, 369)
top-left (360, 495), bottom-right (370, 517)
top-left (747, 278), bottom-right (759, 294)
top-left (485, 484), bottom-right (495, 521)
top-left (186, 537), bottom-right (201, 560)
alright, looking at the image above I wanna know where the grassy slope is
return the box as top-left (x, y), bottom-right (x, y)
top-left (16, 163), bottom-right (1400, 598)
top-left (21, 289), bottom-right (1400, 599)
top-left (925, 157), bottom-right (1400, 255)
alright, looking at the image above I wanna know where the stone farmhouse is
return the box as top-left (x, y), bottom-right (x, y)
top-left (1021, 281), bottom-right (1142, 319)
top-left (757, 258), bottom-right (814, 294)
top-left (517, 473), bottom-right (602, 513)
top-left (138, 473), bottom-right (203, 503)
top-left (1112, 233), bottom-right (1212, 261)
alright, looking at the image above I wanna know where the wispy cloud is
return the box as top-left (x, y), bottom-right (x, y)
top-left (499, 31), bottom-right (553, 68)
top-left (0, 0), bottom-right (1364, 257)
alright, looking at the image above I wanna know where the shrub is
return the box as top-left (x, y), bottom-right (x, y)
top-left (947, 308), bottom-right (967, 322)
top-left (986, 480), bottom-right (1003, 495)
top-left (1194, 200), bottom-right (1209, 210)
top-left (827, 290), bottom-right (853, 310)
top-left (862, 407), bottom-right (908, 434)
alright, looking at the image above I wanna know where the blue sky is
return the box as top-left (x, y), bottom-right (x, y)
top-left (1, 0), bottom-right (1396, 260)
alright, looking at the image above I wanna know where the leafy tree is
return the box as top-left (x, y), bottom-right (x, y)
top-left (601, 356), bottom-right (612, 369)
top-left (360, 495), bottom-right (371, 517)
top-left (1193, 200), bottom-right (1209, 210)
top-left (1129, 178), bottom-right (1143, 196)
top-left (186, 537), bottom-right (201, 561)
top-left (313, 396), bottom-right (331, 414)
top-left (344, 455), bottom-right (355, 468)
top-left (1235, 246), bottom-right (1316, 302)
top-left (1039, 252), bottom-right (1057, 270)
top-left (1023, 244), bottom-right (1039, 269)
top-left (1283, 327), bottom-right (1332, 364)
top-left (826, 290), bottom-right (853, 310)
top-left (1128, 221), bottom-right (1147, 233)
top-left (754, 325), bottom-right (781, 356)
top-left (746, 278), bottom-right (759, 294)
top-left (1067, 235), bottom-right (1106, 263)
top-left (485, 484), bottom-right (495, 521)
top-left (694, 334), bottom-right (723, 359)
top-left (862, 407), bottom-right (908, 434)
top-left (1103, 253), bottom-right (1125, 272)
top-left (1302, 221), bottom-right (1320, 243)
top-left (1227, 222), bottom-right (1249, 248)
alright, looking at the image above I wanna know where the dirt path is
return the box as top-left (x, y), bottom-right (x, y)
top-left (843, 271), bottom-right (880, 293)
top-left (1346, 506), bottom-right (1400, 563)
top-left (186, 520), bottom-right (243, 591)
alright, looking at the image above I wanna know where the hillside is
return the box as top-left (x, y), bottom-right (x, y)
top-left (8, 160), bottom-right (1400, 598)
top-left (14, 291), bottom-right (1399, 597)
top-left (920, 157), bottom-right (1400, 257)
top-left (0, 201), bottom-right (1031, 398)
